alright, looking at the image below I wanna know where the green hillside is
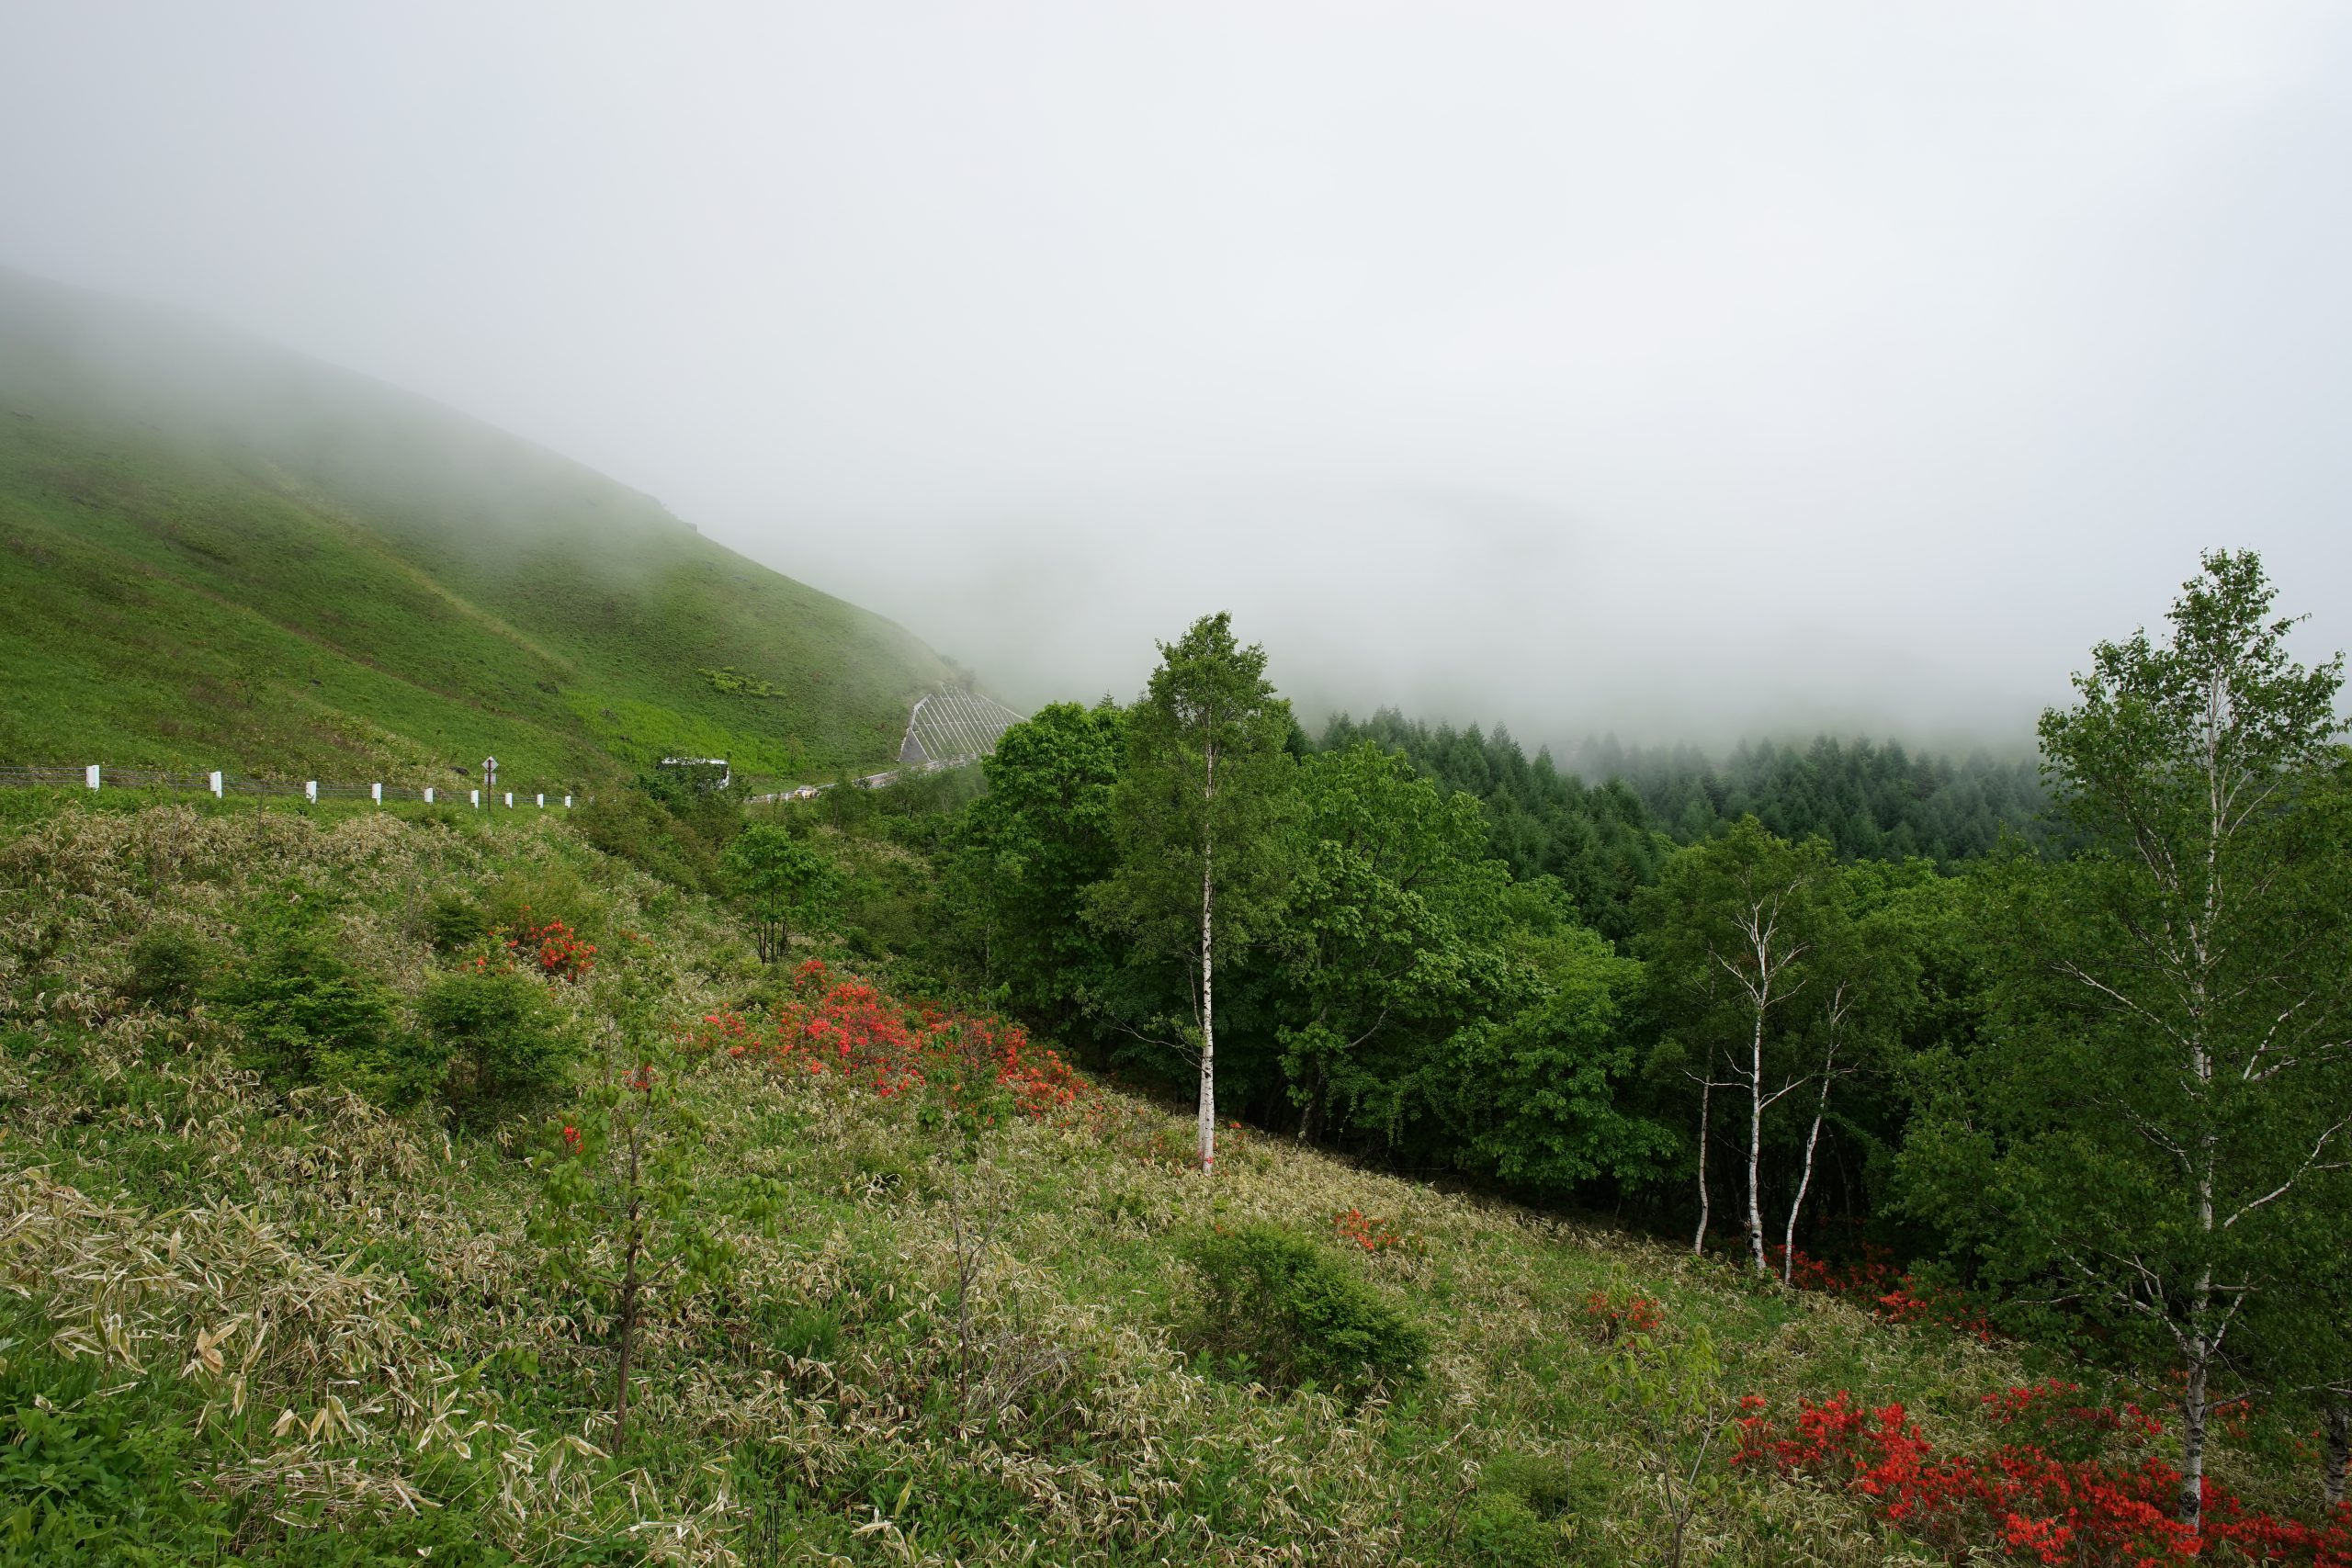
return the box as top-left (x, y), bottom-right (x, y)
top-left (0, 794), bottom-right (2103, 1566)
top-left (0, 266), bottom-right (954, 792)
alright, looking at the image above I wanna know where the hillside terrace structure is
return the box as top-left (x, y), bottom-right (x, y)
top-left (899, 689), bottom-right (1024, 768)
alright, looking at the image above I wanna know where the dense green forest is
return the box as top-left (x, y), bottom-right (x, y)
top-left (1572, 732), bottom-right (2047, 863)
top-left (1311, 713), bottom-right (2046, 939)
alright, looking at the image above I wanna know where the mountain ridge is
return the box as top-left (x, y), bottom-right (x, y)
top-left (0, 264), bottom-right (957, 788)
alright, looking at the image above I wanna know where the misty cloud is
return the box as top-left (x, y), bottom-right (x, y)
top-left (5, 3), bottom-right (2350, 750)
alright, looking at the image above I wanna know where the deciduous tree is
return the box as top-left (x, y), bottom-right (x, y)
top-left (1089, 614), bottom-right (1295, 1174)
top-left (1641, 819), bottom-right (1836, 1271)
top-left (953, 700), bottom-right (1125, 1021)
top-left (720, 824), bottom-right (839, 964)
top-left (1905, 550), bottom-right (2352, 1528)
top-left (529, 946), bottom-right (741, 1447)
top-left (1275, 742), bottom-right (1510, 1139)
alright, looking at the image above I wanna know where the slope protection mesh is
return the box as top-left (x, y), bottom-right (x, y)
top-left (899, 690), bottom-right (1025, 766)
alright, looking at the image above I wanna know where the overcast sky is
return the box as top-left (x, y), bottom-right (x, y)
top-left (5, 3), bottom-right (2350, 750)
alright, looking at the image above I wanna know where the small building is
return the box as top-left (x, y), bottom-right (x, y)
top-left (656, 756), bottom-right (731, 791)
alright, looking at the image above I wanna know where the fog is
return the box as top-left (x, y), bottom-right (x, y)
top-left (6, 4), bottom-right (2351, 750)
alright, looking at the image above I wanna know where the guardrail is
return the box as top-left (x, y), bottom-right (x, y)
top-left (0, 765), bottom-right (575, 808)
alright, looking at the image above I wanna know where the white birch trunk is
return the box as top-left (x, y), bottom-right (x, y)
top-left (1707, 888), bottom-right (1807, 1276)
top-left (2180, 1320), bottom-right (2211, 1527)
top-left (1692, 1077), bottom-right (1713, 1256)
top-left (1746, 1001), bottom-right (1768, 1273)
top-left (1783, 1061), bottom-right (1833, 1285)
top-left (1197, 731), bottom-right (1217, 1176)
top-left (2177, 1109), bottom-right (2218, 1529)
top-left (1782, 990), bottom-right (1846, 1284)
top-left (1198, 837), bottom-right (1216, 1174)
top-left (2323, 1399), bottom-right (2349, 1509)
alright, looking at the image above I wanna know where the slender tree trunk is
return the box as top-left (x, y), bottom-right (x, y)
top-left (2181, 1169), bottom-right (2214, 1527)
top-left (2180, 1328), bottom-right (2210, 1528)
top-left (2180, 1072), bottom-right (2216, 1528)
top-left (613, 1128), bottom-right (644, 1449)
top-left (1692, 1077), bottom-right (1713, 1256)
top-left (1195, 724), bottom-right (1219, 1176)
top-left (1782, 1059), bottom-right (1834, 1285)
top-left (1746, 1004), bottom-right (1768, 1273)
top-left (2323, 1398), bottom-right (2349, 1510)
top-left (1198, 835), bottom-right (1216, 1174)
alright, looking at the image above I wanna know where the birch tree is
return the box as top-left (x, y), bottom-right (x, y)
top-left (1772, 861), bottom-right (1928, 1283)
top-left (1642, 820), bottom-right (1835, 1272)
top-left (1907, 550), bottom-right (2352, 1529)
top-left (1780, 976), bottom-right (1854, 1283)
top-left (1089, 613), bottom-right (1295, 1174)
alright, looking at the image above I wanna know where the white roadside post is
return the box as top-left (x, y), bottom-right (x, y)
top-left (305, 781), bottom-right (318, 803)
top-left (563, 795), bottom-right (572, 808)
top-left (209, 771), bottom-right (223, 798)
top-left (536, 793), bottom-right (544, 808)
top-left (504, 791), bottom-right (514, 808)
top-left (85, 765), bottom-right (99, 791)
top-left (424, 787), bottom-right (435, 804)
top-left (470, 789), bottom-right (480, 808)
top-left (372, 782), bottom-right (383, 804)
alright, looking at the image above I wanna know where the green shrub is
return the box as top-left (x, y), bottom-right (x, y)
top-left (572, 782), bottom-right (739, 894)
top-left (1458, 1492), bottom-right (1569, 1568)
top-left (1481, 1450), bottom-right (1589, 1519)
top-left (1179, 1224), bottom-right (1427, 1401)
top-left (425, 892), bottom-right (487, 953)
top-left (719, 825), bottom-right (840, 964)
top-left (418, 968), bottom-right (576, 1118)
top-left (1462, 1450), bottom-right (1618, 1565)
top-left (0, 1358), bottom-right (228, 1563)
top-left (481, 866), bottom-right (604, 947)
top-left (120, 928), bottom-right (211, 1008)
top-left (212, 934), bottom-right (438, 1106)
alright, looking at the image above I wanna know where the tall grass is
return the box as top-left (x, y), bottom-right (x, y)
top-left (0, 799), bottom-right (2304, 1564)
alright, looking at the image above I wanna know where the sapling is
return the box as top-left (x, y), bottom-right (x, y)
top-left (719, 825), bottom-right (839, 964)
top-left (528, 940), bottom-right (737, 1447)
top-left (1088, 613), bottom-right (1296, 1175)
top-left (1605, 1325), bottom-right (1737, 1568)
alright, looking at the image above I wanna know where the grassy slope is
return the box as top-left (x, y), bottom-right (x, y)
top-left (2, 795), bottom-right (2310, 1567)
top-left (0, 265), bottom-right (954, 789)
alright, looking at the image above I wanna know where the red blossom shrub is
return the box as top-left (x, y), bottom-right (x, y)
top-left (498, 912), bottom-right (596, 982)
top-left (681, 1010), bottom-right (755, 1059)
top-left (694, 959), bottom-right (1098, 1127)
top-left (1583, 1289), bottom-right (1664, 1344)
top-left (1736, 1385), bottom-right (2352, 1567)
top-left (1768, 1243), bottom-right (1998, 1343)
top-left (1331, 1208), bottom-right (1409, 1253)
top-left (1983, 1382), bottom-right (2165, 1460)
